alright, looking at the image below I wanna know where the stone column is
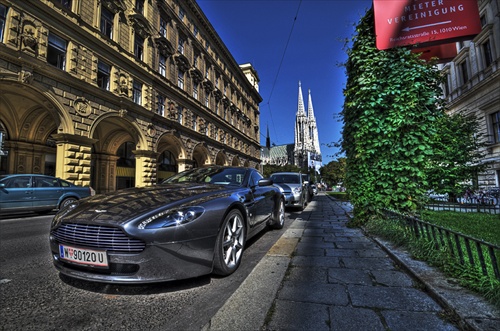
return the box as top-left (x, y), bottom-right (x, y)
top-left (177, 159), bottom-right (194, 172)
top-left (52, 134), bottom-right (97, 187)
top-left (133, 149), bottom-right (158, 187)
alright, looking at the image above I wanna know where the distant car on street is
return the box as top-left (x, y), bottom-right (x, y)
top-left (0, 174), bottom-right (95, 214)
top-left (270, 172), bottom-right (308, 210)
top-left (311, 184), bottom-right (318, 195)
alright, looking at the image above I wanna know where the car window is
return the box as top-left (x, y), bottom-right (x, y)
top-left (209, 169), bottom-right (246, 186)
top-left (284, 175), bottom-right (299, 183)
top-left (163, 167), bottom-right (247, 186)
top-left (249, 171), bottom-right (263, 187)
top-left (59, 179), bottom-right (72, 187)
top-left (1, 176), bottom-right (31, 188)
top-left (34, 176), bottom-right (60, 188)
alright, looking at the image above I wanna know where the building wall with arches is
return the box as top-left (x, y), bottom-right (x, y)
top-left (0, 0), bottom-right (262, 193)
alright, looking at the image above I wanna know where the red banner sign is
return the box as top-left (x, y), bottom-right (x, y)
top-left (411, 43), bottom-right (457, 63)
top-left (374, 0), bottom-right (482, 50)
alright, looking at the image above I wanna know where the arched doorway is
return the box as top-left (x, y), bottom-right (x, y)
top-left (90, 114), bottom-right (145, 193)
top-left (116, 141), bottom-right (136, 190)
top-left (0, 81), bottom-right (67, 176)
top-left (192, 143), bottom-right (210, 168)
top-left (157, 150), bottom-right (177, 182)
top-left (156, 132), bottom-right (185, 181)
top-left (215, 151), bottom-right (227, 166)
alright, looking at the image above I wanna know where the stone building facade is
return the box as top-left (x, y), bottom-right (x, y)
top-left (440, 0), bottom-right (500, 189)
top-left (0, 0), bottom-right (262, 193)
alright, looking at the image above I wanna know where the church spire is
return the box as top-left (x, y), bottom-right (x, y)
top-left (297, 81), bottom-right (306, 116)
top-left (295, 81), bottom-right (307, 151)
top-left (307, 89), bottom-right (315, 121)
top-left (307, 89), bottom-right (321, 155)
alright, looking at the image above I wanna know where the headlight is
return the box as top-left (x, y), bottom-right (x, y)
top-left (293, 187), bottom-right (302, 194)
top-left (138, 206), bottom-right (205, 229)
top-left (51, 201), bottom-right (79, 229)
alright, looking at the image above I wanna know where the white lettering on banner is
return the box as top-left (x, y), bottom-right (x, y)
top-left (387, 4), bottom-right (465, 25)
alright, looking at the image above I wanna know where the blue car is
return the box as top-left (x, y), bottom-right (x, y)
top-left (0, 174), bottom-right (94, 214)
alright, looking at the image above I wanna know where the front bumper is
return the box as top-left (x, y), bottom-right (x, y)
top-left (50, 235), bottom-right (217, 283)
top-left (283, 192), bottom-right (302, 207)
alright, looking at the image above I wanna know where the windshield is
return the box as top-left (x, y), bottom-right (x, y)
top-left (162, 167), bottom-right (248, 186)
top-left (270, 174), bottom-right (300, 184)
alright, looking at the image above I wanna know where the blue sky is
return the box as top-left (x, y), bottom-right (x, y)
top-left (197, 0), bottom-right (373, 164)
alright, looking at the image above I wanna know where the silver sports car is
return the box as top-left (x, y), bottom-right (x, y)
top-left (49, 166), bottom-right (285, 284)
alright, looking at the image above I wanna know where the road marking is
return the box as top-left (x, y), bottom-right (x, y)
top-left (0, 279), bottom-right (12, 284)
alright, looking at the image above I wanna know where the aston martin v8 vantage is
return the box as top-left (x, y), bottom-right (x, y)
top-left (50, 166), bottom-right (285, 284)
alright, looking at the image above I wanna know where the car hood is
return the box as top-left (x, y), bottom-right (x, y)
top-left (57, 183), bottom-right (235, 225)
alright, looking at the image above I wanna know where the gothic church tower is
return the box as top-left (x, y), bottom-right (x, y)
top-left (294, 81), bottom-right (321, 168)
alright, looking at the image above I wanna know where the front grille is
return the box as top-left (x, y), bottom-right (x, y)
top-left (52, 223), bottom-right (145, 253)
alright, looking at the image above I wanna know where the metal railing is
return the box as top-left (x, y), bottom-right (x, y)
top-left (425, 202), bottom-right (500, 215)
top-left (383, 209), bottom-right (500, 282)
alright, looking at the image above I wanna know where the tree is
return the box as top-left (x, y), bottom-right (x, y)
top-left (341, 8), bottom-right (445, 222)
top-left (320, 158), bottom-right (346, 188)
top-left (426, 113), bottom-right (488, 201)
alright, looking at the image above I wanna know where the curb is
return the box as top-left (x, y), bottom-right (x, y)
top-left (202, 219), bottom-right (305, 330)
top-left (372, 236), bottom-right (500, 331)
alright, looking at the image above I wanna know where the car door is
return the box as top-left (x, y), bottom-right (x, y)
top-left (0, 175), bottom-right (34, 212)
top-left (32, 176), bottom-right (62, 210)
top-left (248, 171), bottom-right (274, 226)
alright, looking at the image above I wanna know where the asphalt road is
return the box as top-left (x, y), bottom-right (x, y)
top-left (0, 210), bottom-right (298, 331)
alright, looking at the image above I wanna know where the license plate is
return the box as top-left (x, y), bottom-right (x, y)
top-left (59, 244), bottom-right (108, 267)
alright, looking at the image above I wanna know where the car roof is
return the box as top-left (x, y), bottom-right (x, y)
top-left (0, 174), bottom-right (56, 178)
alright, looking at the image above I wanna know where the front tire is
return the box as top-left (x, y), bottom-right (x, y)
top-left (270, 199), bottom-right (285, 229)
top-left (298, 194), bottom-right (306, 211)
top-left (213, 209), bottom-right (246, 276)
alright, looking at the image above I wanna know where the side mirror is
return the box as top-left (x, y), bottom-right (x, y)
top-left (257, 178), bottom-right (273, 187)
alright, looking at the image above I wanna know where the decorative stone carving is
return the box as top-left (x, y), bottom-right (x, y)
top-left (128, 14), bottom-right (152, 39)
top-left (73, 97), bottom-right (92, 117)
top-left (19, 69), bottom-right (34, 84)
top-left (118, 74), bottom-right (129, 95)
top-left (147, 124), bottom-right (156, 137)
top-left (102, 0), bottom-right (126, 14)
top-left (21, 22), bottom-right (38, 53)
top-left (119, 109), bottom-right (127, 117)
top-left (155, 37), bottom-right (175, 57)
top-left (168, 101), bottom-right (177, 120)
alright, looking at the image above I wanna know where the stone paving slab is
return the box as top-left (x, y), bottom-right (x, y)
top-left (381, 311), bottom-right (459, 331)
top-left (348, 284), bottom-right (443, 311)
top-left (265, 300), bottom-right (331, 331)
top-left (277, 281), bottom-right (349, 306)
top-left (329, 306), bottom-right (386, 331)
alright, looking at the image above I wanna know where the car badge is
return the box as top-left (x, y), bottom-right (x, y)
top-left (94, 209), bottom-right (107, 213)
